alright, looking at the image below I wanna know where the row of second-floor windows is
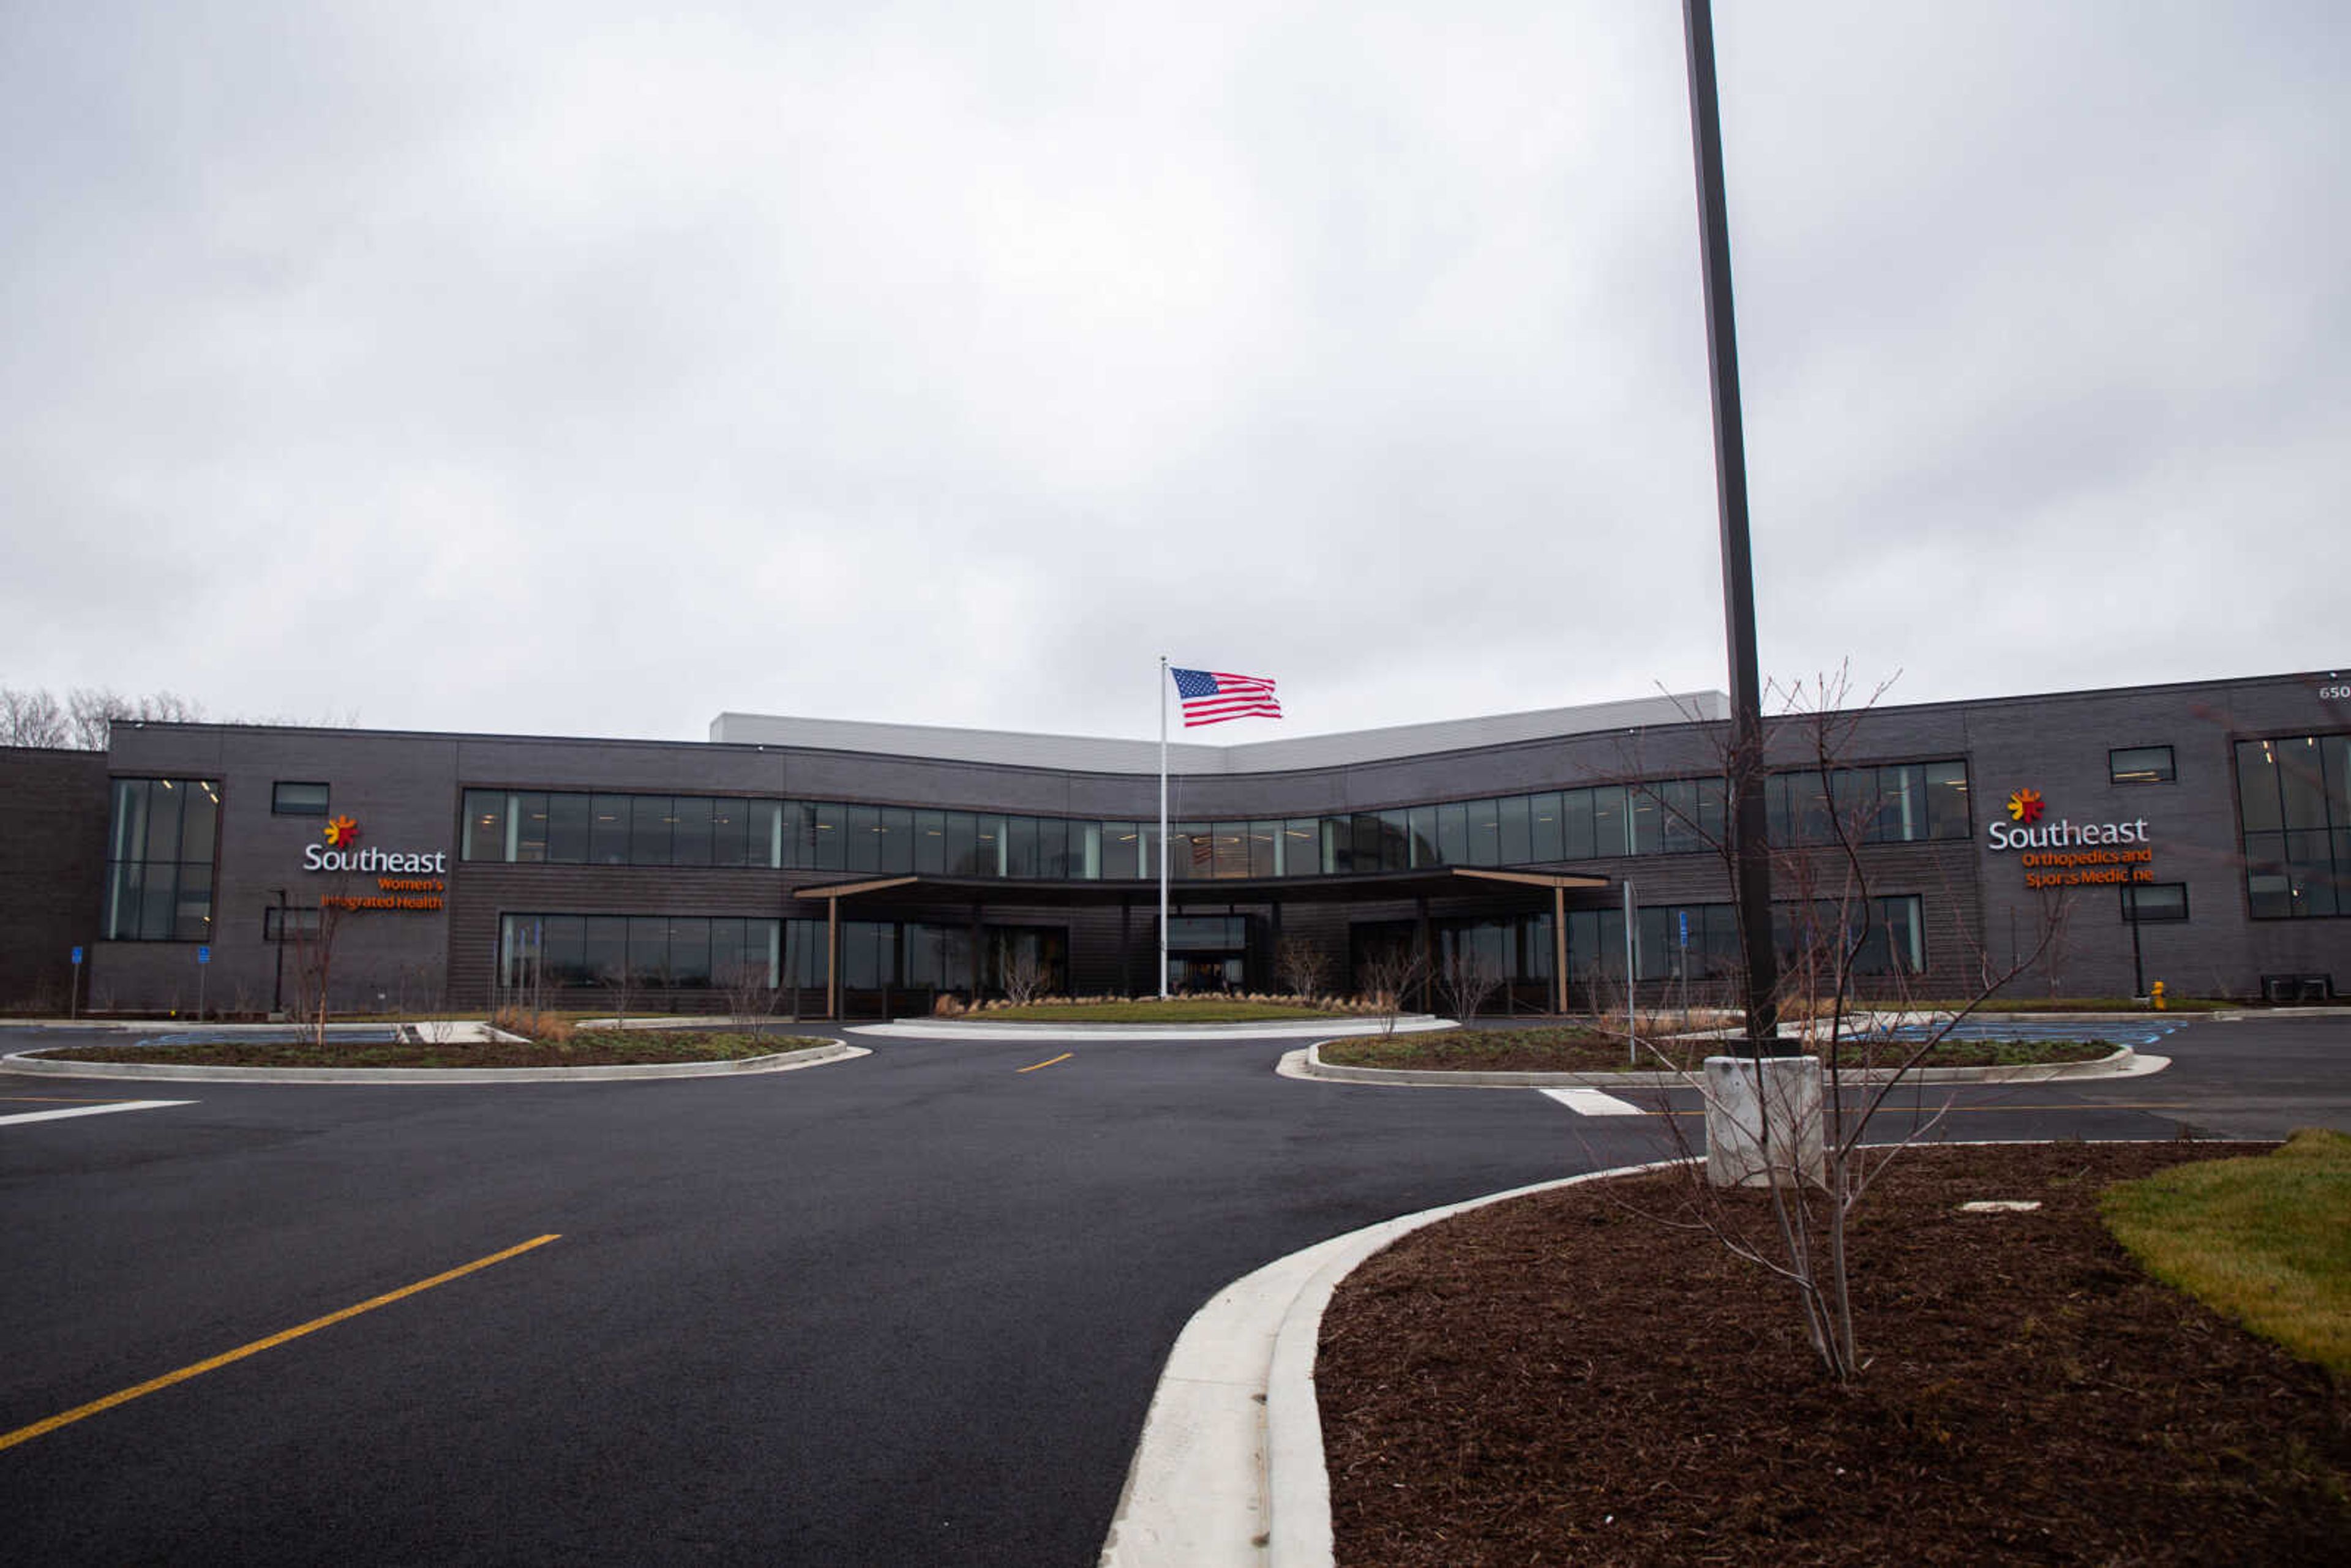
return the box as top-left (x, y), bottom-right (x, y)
top-left (457, 762), bottom-right (1970, 881)
top-left (2237, 734), bottom-right (2351, 918)
top-left (104, 778), bottom-right (220, 941)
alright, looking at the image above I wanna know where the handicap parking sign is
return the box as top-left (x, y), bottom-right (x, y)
top-left (196, 945), bottom-right (211, 965)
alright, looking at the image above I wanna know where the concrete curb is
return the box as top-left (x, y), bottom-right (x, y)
top-left (0, 1040), bottom-right (865, 1086)
top-left (1287, 1040), bottom-right (2165, 1089)
top-left (1099, 1158), bottom-right (1693, 1568)
top-left (851, 1016), bottom-right (1453, 1043)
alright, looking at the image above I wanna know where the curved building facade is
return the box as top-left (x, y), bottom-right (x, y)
top-left (18, 669), bottom-right (2350, 1017)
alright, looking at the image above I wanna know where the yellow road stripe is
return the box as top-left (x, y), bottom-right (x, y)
top-left (0, 1234), bottom-right (561, 1454)
top-left (1016, 1052), bottom-right (1073, 1074)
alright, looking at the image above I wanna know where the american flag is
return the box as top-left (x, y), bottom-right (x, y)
top-left (1171, 667), bottom-right (1282, 727)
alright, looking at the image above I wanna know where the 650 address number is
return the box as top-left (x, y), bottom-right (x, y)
top-left (2322, 684), bottom-right (2351, 700)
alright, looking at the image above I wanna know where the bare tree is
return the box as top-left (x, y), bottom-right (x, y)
top-left (1274, 934), bottom-right (1330, 1000)
top-left (282, 893), bottom-right (349, 1048)
top-left (0, 687), bottom-right (69, 748)
top-left (719, 958), bottom-right (776, 1035)
top-left (1643, 667), bottom-right (2074, 1381)
top-left (67, 688), bottom-right (205, 751)
top-left (1356, 939), bottom-right (1430, 1037)
top-left (1436, 939), bottom-right (1505, 1022)
top-left (995, 939), bottom-right (1050, 1007)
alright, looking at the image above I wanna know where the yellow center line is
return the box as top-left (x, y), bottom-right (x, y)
top-left (0, 1233), bottom-right (561, 1454)
top-left (1016, 1052), bottom-right (1073, 1074)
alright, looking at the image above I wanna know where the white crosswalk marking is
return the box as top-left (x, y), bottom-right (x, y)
top-left (0, 1100), bottom-right (196, 1128)
top-left (1538, 1086), bottom-right (1644, 1117)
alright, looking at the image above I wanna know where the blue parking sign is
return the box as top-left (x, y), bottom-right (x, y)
top-left (196, 945), bottom-right (211, 965)
top-left (1677, 910), bottom-right (1689, 947)
top-left (70, 946), bottom-right (83, 964)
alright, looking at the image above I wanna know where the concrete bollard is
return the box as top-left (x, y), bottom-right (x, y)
top-left (1703, 1054), bottom-right (1826, 1188)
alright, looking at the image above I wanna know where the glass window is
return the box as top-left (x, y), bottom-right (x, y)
top-left (542, 915), bottom-right (590, 985)
top-left (1349, 814), bottom-right (1380, 873)
top-left (812, 801), bottom-right (846, 871)
top-left (975, 814), bottom-right (1006, 877)
top-left (1464, 801), bottom-right (1501, 866)
top-left (1283, 819), bottom-right (1318, 877)
top-left (1591, 786), bottom-right (1627, 857)
top-left (547, 793), bottom-right (591, 863)
top-left (1528, 793), bottom-right (1562, 863)
top-left (2121, 883), bottom-right (2188, 922)
top-left (509, 792), bottom-right (549, 863)
top-left (880, 806), bottom-right (916, 874)
top-left (463, 790), bottom-right (506, 863)
top-left (946, 811), bottom-right (978, 876)
top-left (1629, 787), bottom-right (1663, 855)
top-left (1101, 822), bottom-right (1139, 879)
top-left (627, 915), bottom-right (669, 988)
top-left (143, 780), bottom-right (183, 861)
top-left (2279, 735), bottom-right (2331, 830)
top-left (1436, 801), bottom-right (1469, 865)
top-left (109, 779), bottom-right (150, 863)
top-left (915, 810), bottom-right (947, 875)
top-left (844, 803), bottom-right (881, 874)
top-left (1497, 796), bottom-right (1532, 865)
top-left (711, 798), bottom-right (749, 868)
top-left (670, 797), bottom-right (713, 867)
top-left (263, 904), bottom-right (322, 943)
top-left (1071, 819), bottom-right (1101, 879)
top-left (667, 918), bottom-right (712, 987)
top-left (1406, 805), bottom-right (1439, 868)
top-left (1245, 820), bottom-right (1278, 879)
top-left (1038, 816), bottom-right (1069, 879)
top-left (1005, 814), bottom-right (1038, 879)
top-left (746, 799), bottom-right (781, 868)
top-left (272, 781), bottom-right (329, 816)
top-left (1875, 765), bottom-right (1921, 843)
top-left (779, 798), bottom-right (812, 869)
top-left (1559, 788), bottom-right (1595, 861)
top-left (589, 795), bottom-right (630, 865)
top-left (1922, 761), bottom-right (1970, 839)
top-left (2109, 746), bottom-right (2175, 785)
top-left (629, 795), bottom-right (672, 865)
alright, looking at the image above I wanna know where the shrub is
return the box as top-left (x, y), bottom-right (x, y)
top-left (491, 1007), bottom-right (574, 1043)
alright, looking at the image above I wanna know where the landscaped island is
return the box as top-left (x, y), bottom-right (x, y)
top-left (1318, 1026), bottom-right (2120, 1073)
top-left (31, 1030), bottom-right (832, 1071)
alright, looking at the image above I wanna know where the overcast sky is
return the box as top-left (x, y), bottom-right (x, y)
top-left (4, 2), bottom-right (2343, 745)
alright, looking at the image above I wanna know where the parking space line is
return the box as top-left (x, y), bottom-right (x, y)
top-left (0, 1233), bottom-right (561, 1454)
top-left (0, 1100), bottom-right (195, 1128)
top-left (1016, 1052), bottom-right (1073, 1074)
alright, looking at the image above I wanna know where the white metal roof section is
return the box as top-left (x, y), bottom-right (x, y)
top-left (710, 691), bottom-right (1727, 775)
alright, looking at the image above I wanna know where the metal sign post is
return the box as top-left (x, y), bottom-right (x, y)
top-left (195, 944), bottom-right (211, 1022)
top-left (1624, 882), bottom-right (1638, 1065)
top-left (70, 946), bottom-right (83, 1020)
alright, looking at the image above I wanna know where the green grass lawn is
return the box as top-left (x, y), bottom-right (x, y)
top-left (1319, 1027), bottom-right (2120, 1074)
top-left (2102, 1128), bottom-right (2351, 1377)
top-left (973, 999), bottom-right (1356, 1024)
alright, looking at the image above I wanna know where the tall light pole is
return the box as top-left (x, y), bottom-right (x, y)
top-left (1682, 0), bottom-right (1782, 1050)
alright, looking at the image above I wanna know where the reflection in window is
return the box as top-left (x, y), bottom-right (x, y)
top-left (105, 778), bottom-right (220, 941)
top-left (2236, 735), bottom-right (2351, 919)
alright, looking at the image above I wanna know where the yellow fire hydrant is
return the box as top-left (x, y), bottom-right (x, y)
top-left (2151, 980), bottom-right (2167, 1011)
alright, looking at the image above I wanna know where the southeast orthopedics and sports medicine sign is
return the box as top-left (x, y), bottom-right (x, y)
top-left (1985, 787), bottom-right (2156, 891)
top-left (301, 815), bottom-right (448, 911)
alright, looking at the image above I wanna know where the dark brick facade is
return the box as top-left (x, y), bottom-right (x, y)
top-left (0, 749), bottom-right (109, 1012)
top-left (3, 670), bottom-right (2341, 1016)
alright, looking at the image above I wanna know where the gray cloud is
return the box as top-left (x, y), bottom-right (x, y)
top-left (3, 2), bottom-right (2342, 745)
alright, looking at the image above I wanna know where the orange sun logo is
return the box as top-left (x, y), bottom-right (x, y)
top-left (2006, 788), bottom-right (2044, 825)
top-left (323, 814), bottom-right (361, 848)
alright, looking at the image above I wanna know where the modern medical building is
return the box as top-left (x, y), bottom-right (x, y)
top-left (4, 669), bottom-right (2348, 1018)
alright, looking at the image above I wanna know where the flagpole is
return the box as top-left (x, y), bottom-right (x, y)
top-left (1158, 655), bottom-right (1170, 999)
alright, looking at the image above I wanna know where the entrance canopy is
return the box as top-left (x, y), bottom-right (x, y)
top-left (790, 866), bottom-right (1612, 1015)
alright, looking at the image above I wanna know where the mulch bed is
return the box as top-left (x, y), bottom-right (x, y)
top-left (1318, 1028), bottom-right (2117, 1073)
top-left (1318, 1141), bottom-right (2350, 1566)
top-left (30, 1030), bottom-right (831, 1070)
